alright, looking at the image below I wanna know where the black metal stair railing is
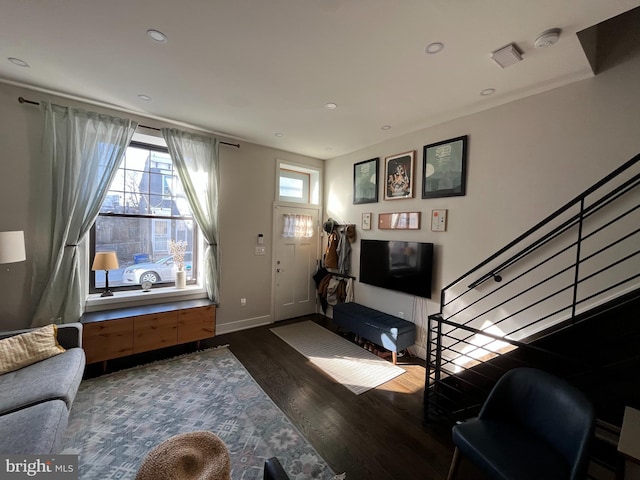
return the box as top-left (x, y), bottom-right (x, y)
top-left (425, 153), bottom-right (640, 425)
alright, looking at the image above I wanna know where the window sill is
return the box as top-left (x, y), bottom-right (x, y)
top-left (85, 284), bottom-right (208, 313)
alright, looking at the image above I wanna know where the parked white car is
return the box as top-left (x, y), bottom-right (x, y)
top-left (123, 254), bottom-right (192, 285)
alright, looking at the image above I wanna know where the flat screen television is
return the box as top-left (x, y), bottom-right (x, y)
top-left (359, 239), bottom-right (434, 298)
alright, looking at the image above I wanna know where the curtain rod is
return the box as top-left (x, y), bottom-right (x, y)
top-left (18, 96), bottom-right (240, 148)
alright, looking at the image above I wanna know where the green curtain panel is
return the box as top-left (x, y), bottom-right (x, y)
top-left (31, 102), bottom-right (137, 326)
top-left (162, 128), bottom-right (220, 303)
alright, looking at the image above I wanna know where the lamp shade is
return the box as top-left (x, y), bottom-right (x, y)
top-left (92, 251), bottom-right (119, 271)
top-left (0, 231), bottom-right (26, 264)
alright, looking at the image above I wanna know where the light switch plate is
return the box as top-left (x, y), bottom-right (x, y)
top-left (431, 209), bottom-right (447, 232)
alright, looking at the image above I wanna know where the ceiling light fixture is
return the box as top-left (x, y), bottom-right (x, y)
top-left (147, 29), bottom-right (168, 43)
top-left (534, 28), bottom-right (561, 48)
top-left (138, 94), bottom-right (152, 101)
top-left (480, 88), bottom-right (496, 96)
top-left (425, 42), bottom-right (444, 55)
top-left (8, 57), bottom-right (30, 67)
top-left (324, 102), bottom-right (337, 110)
top-left (274, 132), bottom-right (284, 137)
top-left (381, 125), bottom-right (392, 131)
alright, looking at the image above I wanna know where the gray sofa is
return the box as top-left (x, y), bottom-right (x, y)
top-left (0, 323), bottom-right (86, 454)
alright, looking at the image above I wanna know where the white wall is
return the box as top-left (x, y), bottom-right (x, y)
top-left (324, 42), bottom-right (640, 357)
top-left (0, 83), bottom-right (323, 331)
top-left (0, 84), bottom-right (33, 330)
top-left (216, 141), bottom-right (323, 333)
top-left (2, 24), bottom-right (639, 336)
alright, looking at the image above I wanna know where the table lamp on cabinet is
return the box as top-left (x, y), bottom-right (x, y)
top-left (92, 251), bottom-right (119, 297)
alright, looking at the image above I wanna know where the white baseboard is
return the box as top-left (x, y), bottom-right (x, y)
top-left (410, 343), bottom-right (427, 360)
top-left (216, 315), bottom-right (272, 335)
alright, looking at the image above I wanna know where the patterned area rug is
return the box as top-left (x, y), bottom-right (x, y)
top-left (61, 346), bottom-right (337, 479)
top-left (271, 321), bottom-right (405, 395)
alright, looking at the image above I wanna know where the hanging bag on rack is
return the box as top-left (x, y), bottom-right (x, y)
top-left (324, 231), bottom-right (339, 269)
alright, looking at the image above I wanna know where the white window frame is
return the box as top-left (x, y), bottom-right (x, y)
top-left (86, 132), bottom-right (207, 310)
top-left (277, 161), bottom-right (320, 206)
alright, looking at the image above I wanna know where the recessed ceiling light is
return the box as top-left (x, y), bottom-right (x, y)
top-left (381, 125), bottom-right (392, 131)
top-left (325, 147), bottom-right (334, 151)
top-left (425, 42), bottom-right (444, 55)
top-left (8, 57), bottom-right (30, 67)
top-left (480, 88), bottom-right (496, 96)
top-left (138, 94), bottom-right (152, 101)
top-left (274, 132), bottom-right (284, 137)
top-left (324, 102), bottom-right (338, 110)
top-left (147, 29), bottom-right (168, 43)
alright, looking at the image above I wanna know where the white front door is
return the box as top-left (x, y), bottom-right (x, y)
top-left (273, 205), bottom-right (320, 321)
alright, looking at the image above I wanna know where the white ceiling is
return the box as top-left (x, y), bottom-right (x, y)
top-left (1, 0), bottom-right (639, 159)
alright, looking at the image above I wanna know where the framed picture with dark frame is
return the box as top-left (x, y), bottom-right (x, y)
top-left (422, 135), bottom-right (468, 199)
top-left (353, 157), bottom-right (379, 204)
top-left (384, 150), bottom-right (415, 200)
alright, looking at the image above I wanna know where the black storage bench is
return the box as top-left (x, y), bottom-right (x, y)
top-left (332, 302), bottom-right (416, 364)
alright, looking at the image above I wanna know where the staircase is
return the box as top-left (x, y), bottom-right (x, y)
top-left (424, 153), bottom-right (640, 474)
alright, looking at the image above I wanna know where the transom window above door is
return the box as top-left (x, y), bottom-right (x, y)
top-left (278, 162), bottom-right (320, 205)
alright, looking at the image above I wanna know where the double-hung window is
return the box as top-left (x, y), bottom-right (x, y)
top-left (90, 140), bottom-right (197, 292)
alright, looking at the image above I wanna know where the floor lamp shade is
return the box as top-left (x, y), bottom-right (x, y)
top-left (0, 231), bottom-right (26, 264)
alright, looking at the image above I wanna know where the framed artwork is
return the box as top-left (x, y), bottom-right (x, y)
top-left (378, 212), bottom-right (421, 230)
top-left (361, 212), bottom-right (372, 230)
top-left (384, 150), bottom-right (415, 200)
top-left (422, 135), bottom-right (468, 199)
top-left (353, 158), bottom-right (379, 204)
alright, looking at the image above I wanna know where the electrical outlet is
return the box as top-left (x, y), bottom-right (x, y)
top-left (240, 298), bottom-right (246, 306)
top-left (398, 311), bottom-right (405, 319)
top-left (255, 246), bottom-right (265, 255)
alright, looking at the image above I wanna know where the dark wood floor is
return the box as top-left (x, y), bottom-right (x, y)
top-left (85, 314), bottom-right (489, 480)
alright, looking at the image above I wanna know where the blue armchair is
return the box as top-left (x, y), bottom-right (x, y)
top-left (447, 367), bottom-right (595, 480)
